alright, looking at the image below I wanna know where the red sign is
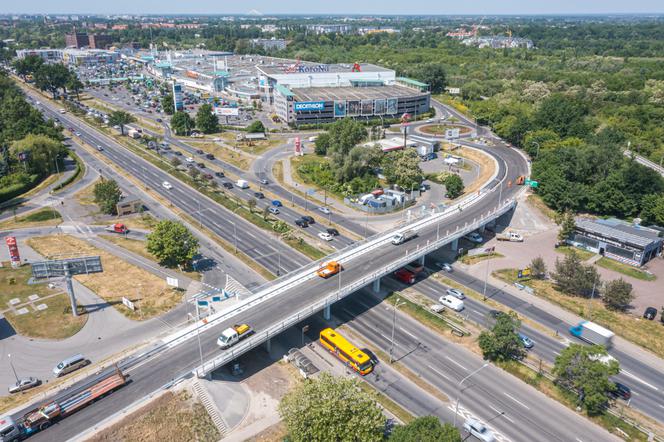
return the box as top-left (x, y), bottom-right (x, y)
top-left (294, 137), bottom-right (302, 155)
top-left (5, 236), bottom-right (20, 265)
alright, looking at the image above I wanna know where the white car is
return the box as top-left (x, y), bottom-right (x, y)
top-left (318, 232), bottom-right (333, 241)
top-left (318, 207), bottom-right (331, 215)
top-left (436, 262), bottom-right (453, 272)
top-left (162, 181), bottom-right (173, 190)
top-left (446, 288), bottom-right (465, 300)
top-left (185, 156), bottom-right (194, 163)
top-left (426, 118), bottom-right (434, 123)
top-left (465, 232), bottom-right (484, 243)
top-left (463, 417), bottom-right (495, 442)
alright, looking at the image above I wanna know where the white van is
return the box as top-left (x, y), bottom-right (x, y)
top-left (236, 179), bottom-right (249, 189)
top-left (53, 354), bottom-right (89, 377)
top-left (439, 295), bottom-right (465, 312)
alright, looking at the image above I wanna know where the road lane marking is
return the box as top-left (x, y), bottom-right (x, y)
top-left (621, 369), bottom-right (659, 391)
top-left (489, 405), bottom-right (514, 423)
top-left (399, 327), bottom-right (417, 340)
top-left (445, 356), bottom-right (467, 371)
top-left (503, 392), bottom-right (530, 410)
top-left (426, 364), bottom-right (450, 381)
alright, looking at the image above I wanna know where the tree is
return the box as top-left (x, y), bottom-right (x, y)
top-left (10, 134), bottom-right (64, 176)
top-left (314, 132), bottom-right (331, 155)
top-left (247, 197), bottom-right (257, 213)
top-left (171, 111), bottom-right (194, 136)
top-left (533, 93), bottom-right (590, 139)
top-left (146, 220), bottom-right (199, 267)
top-left (13, 55), bottom-right (43, 80)
top-left (33, 63), bottom-right (71, 99)
top-left (66, 74), bottom-right (84, 101)
top-left (478, 312), bottom-right (526, 362)
top-left (443, 174), bottom-right (464, 199)
top-left (603, 278), bottom-right (633, 311)
top-left (195, 103), bottom-right (218, 134)
top-left (170, 156), bottom-right (181, 168)
top-left (108, 110), bottom-right (136, 136)
top-left (551, 251), bottom-right (602, 297)
top-left (93, 179), bottom-right (122, 215)
top-left (246, 120), bottom-right (265, 133)
top-left (640, 194), bottom-right (664, 226)
top-left (161, 93), bottom-right (175, 115)
top-left (553, 344), bottom-right (619, 415)
top-left (278, 372), bottom-right (385, 442)
top-left (389, 416), bottom-right (461, 442)
top-left (381, 149), bottom-right (423, 189)
top-left (188, 166), bottom-right (200, 180)
top-left (530, 256), bottom-right (547, 279)
top-left (556, 210), bottom-right (576, 242)
top-left (414, 63), bottom-right (447, 94)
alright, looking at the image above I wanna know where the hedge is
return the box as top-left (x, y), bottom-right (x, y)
top-left (0, 173), bottom-right (42, 204)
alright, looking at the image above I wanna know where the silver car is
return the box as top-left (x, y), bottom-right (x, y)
top-left (9, 377), bottom-right (41, 394)
top-left (446, 288), bottom-right (466, 300)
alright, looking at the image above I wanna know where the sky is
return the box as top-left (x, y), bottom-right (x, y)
top-left (2, 1), bottom-right (663, 15)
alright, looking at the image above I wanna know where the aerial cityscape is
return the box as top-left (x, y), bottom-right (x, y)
top-left (0, 2), bottom-right (663, 442)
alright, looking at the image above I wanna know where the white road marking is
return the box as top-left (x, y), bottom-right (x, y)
top-left (399, 327), bottom-right (417, 340)
top-left (621, 369), bottom-right (659, 391)
top-left (426, 364), bottom-right (450, 381)
top-left (576, 438), bottom-right (584, 442)
top-left (445, 356), bottom-right (467, 371)
top-left (503, 392), bottom-right (530, 410)
top-left (490, 405), bottom-right (514, 423)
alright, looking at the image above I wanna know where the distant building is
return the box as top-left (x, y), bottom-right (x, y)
top-left (16, 49), bottom-right (62, 62)
top-left (250, 38), bottom-right (288, 51)
top-left (115, 196), bottom-right (143, 216)
top-left (306, 24), bottom-right (353, 35)
top-left (62, 49), bottom-right (119, 66)
top-left (570, 217), bottom-right (663, 267)
top-left (65, 32), bottom-right (88, 48)
top-left (88, 34), bottom-right (112, 49)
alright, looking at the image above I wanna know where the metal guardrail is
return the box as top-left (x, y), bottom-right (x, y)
top-left (195, 197), bottom-right (517, 377)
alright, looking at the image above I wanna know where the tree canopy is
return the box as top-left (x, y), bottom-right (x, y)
top-left (478, 312), bottom-right (526, 362)
top-left (93, 179), bottom-right (122, 215)
top-left (146, 220), bottom-right (199, 267)
top-left (389, 416), bottom-right (461, 442)
top-left (195, 103), bottom-right (218, 134)
top-left (108, 111), bottom-right (136, 136)
top-left (171, 111), bottom-right (194, 136)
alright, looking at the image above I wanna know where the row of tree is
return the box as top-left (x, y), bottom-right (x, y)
top-left (13, 55), bottom-right (84, 100)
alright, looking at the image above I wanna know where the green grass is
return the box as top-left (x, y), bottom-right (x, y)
top-left (460, 252), bottom-right (504, 265)
top-left (385, 292), bottom-right (466, 336)
top-left (23, 209), bottom-right (62, 222)
top-left (596, 257), bottom-right (656, 281)
top-left (555, 245), bottom-right (595, 261)
top-left (0, 208), bottom-right (61, 230)
top-left (283, 237), bottom-right (328, 260)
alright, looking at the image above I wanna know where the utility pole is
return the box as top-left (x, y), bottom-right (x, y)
top-left (389, 298), bottom-right (405, 363)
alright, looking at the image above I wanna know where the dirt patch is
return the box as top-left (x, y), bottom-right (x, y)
top-left (243, 422), bottom-right (288, 442)
top-left (26, 235), bottom-right (182, 320)
top-left (419, 124), bottom-right (472, 136)
top-left (186, 141), bottom-right (250, 170)
top-left (456, 146), bottom-right (496, 196)
top-left (526, 194), bottom-right (557, 221)
top-left (74, 178), bottom-right (99, 206)
top-left (89, 389), bottom-right (219, 442)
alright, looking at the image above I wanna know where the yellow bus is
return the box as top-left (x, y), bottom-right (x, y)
top-left (319, 328), bottom-right (374, 375)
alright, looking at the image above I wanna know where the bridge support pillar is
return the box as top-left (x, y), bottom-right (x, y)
top-left (372, 278), bottom-right (381, 293)
top-left (323, 305), bottom-right (331, 321)
top-left (450, 238), bottom-right (459, 251)
top-left (479, 224), bottom-right (486, 234)
top-left (418, 255), bottom-right (425, 266)
top-left (265, 338), bottom-right (272, 354)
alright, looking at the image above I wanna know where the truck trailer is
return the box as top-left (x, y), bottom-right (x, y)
top-left (0, 368), bottom-right (128, 441)
top-left (569, 321), bottom-right (614, 348)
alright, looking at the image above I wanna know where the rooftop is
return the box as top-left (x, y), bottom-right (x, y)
top-left (258, 62), bottom-right (391, 76)
top-left (575, 217), bottom-right (662, 249)
top-left (292, 85), bottom-right (428, 102)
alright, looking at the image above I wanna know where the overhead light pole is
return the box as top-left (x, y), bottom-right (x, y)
top-left (389, 298), bottom-right (406, 363)
top-left (454, 363), bottom-right (489, 427)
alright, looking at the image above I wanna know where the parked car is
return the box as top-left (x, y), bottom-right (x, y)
top-left (222, 182), bottom-right (233, 189)
top-left (463, 417), bottom-right (495, 442)
top-left (519, 333), bottom-right (534, 349)
top-left (8, 377), bottom-right (41, 394)
top-left (326, 228), bottom-right (340, 236)
top-left (186, 156), bottom-right (194, 163)
top-left (295, 218), bottom-right (309, 228)
top-left (318, 232), bottom-right (334, 241)
top-left (318, 207), bottom-right (331, 215)
top-left (643, 307), bottom-right (657, 320)
top-left (465, 232), bottom-right (484, 243)
top-left (612, 382), bottom-right (632, 400)
top-left (260, 178), bottom-right (269, 185)
top-left (162, 181), bottom-right (173, 190)
top-left (302, 215), bottom-right (315, 224)
top-left (446, 288), bottom-right (465, 300)
top-left (214, 171), bottom-right (225, 178)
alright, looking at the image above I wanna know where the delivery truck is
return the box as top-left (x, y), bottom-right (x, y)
top-left (392, 229), bottom-right (418, 245)
top-left (0, 368), bottom-right (127, 441)
top-left (217, 324), bottom-right (254, 349)
top-left (496, 231), bottom-right (523, 242)
top-left (105, 223), bottom-right (128, 234)
top-left (569, 321), bottom-right (614, 348)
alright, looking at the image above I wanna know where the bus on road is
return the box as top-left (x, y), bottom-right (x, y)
top-left (319, 328), bottom-right (374, 375)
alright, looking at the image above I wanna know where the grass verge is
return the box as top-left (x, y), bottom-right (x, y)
top-left (0, 208), bottom-right (61, 230)
top-left (89, 389), bottom-right (220, 442)
top-left (27, 235), bottom-right (182, 320)
top-left (186, 141), bottom-right (250, 170)
top-left (385, 292), bottom-right (460, 336)
top-left (526, 194), bottom-right (557, 221)
top-left (493, 268), bottom-right (664, 360)
top-left (460, 252), bottom-right (504, 266)
top-left (555, 245), bottom-right (595, 261)
top-left (596, 257), bottom-right (656, 281)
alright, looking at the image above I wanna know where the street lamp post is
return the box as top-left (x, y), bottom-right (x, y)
top-left (454, 363), bottom-right (489, 427)
top-left (7, 354), bottom-right (19, 384)
top-left (389, 298), bottom-right (406, 363)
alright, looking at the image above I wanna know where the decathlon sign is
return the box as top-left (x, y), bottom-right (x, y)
top-left (294, 101), bottom-right (325, 112)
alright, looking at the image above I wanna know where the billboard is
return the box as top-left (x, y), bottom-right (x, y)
top-left (294, 101), bottom-right (325, 112)
top-left (386, 98), bottom-right (398, 115)
top-left (5, 236), bottom-right (20, 267)
top-left (172, 82), bottom-right (183, 111)
top-left (334, 101), bottom-right (346, 118)
top-left (347, 100), bottom-right (361, 116)
top-left (361, 100), bottom-right (373, 116)
top-left (374, 99), bottom-right (386, 115)
top-left (215, 107), bottom-right (239, 116)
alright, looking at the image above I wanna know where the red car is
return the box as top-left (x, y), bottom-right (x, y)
top-left (394, 269), bottom-right (415, 284)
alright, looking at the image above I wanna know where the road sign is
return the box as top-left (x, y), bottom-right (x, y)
top-left (197, 300), bottom-right (209, 307)
top-left (122, 297), bottom-right (135, 311)
top-left (211, 296), bottom-right (222, 302)
top-left (166, 276), bottom-right (179, 288)
top-left (525, 179), bottom-right (539, 188)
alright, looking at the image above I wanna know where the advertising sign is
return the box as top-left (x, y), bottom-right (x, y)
top-left (334, 101), bottom-right (346, 118)
top-left (5, 236), bottom-right (20, 267)
top-left (166, 277), bottom-right (179, 288)
top-left (386, 98), bottom-right (398, 115)
top-left (172, 82), bottom-right (183, 111)
top-left (347, 100), bottom-right (361, 116)
top-left (468, 246), bottom-right (495, 257)
top-left (294, 101), bottom-right (325, 112)
top-left (517, 268), bottom-right (532, 278)
top-left (294, 137), bottom-right (302, 155)
top-left (215, 107), bottom-right (239, 116)
top-left (374, 99), bottom-right (386, 115)
top-left (445, 128), bottom-right (460, 139)
top-left (361, 100), bottom-right (373, 116)
top-left (122, 296), bottom-right (135, 311)
top-left (283, 64), bottom-right (330, 74)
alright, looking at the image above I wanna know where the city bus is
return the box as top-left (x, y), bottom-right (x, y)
top-left (319, 328), bottom-right (374, 375)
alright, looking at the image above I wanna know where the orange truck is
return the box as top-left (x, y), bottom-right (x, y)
top-left (105, 223), bottom-right (128, 234)
top-left (317, 261), bottom-right (342, 278)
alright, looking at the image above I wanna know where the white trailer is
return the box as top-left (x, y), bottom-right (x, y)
top-left (569, 321), bottom-right (614, 348)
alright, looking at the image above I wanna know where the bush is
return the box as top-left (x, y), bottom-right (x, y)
top-left (0, 173), bottom-right (42, 203)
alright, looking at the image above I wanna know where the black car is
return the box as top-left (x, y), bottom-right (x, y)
top-left (223, 182), bottom-right (233, 189)
top-left (612, 382), bottom-right (632, 400)
top-left (156, 118), bottom-right (162, 123)
top-left (206, 153), bottom-right (215, 160)
top-left (174, 151), bottom-right (183, 156)
top-left (644, 307), bottom-right (657, 320)
top-left (197, 162), bottom-right (206, 168)
top-left (326, 228), bottom-right (340, 236)
top-left (214, 171), bottom-right (225, 178)
top-left (301, 215), bottom-right (315, 224)
top-left (488, 310), bottom-right (507, 320)
top-left (196, 149), bottom-right (204, 154)
top-left (295, 218), bottom-right (309, 228)
top-left (254, 192), bottom-right (265, 199)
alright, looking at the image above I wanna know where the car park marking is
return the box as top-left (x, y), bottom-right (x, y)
top-left (445, 356), bottom-right (467, 371)
top-left (503, 392), bottom-right (530, 410)
top-left (621, 370), bottom-right (659, 391)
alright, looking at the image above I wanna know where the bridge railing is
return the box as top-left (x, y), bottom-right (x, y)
top-left (195, 197), bottom-right (516, 377)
